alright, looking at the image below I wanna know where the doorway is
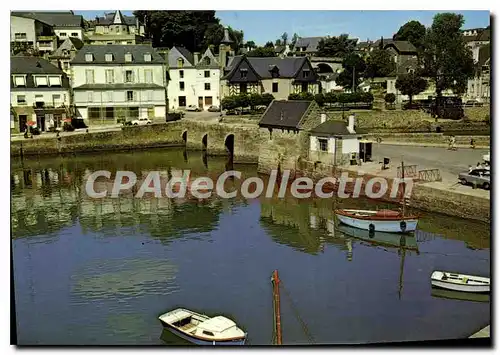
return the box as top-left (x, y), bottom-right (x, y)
top-left (198, 96), bottom-right (204, 109)
top-left (178, 96), bottom-right (186, 107)
top-left (18, 115), bottom-right (27, 132)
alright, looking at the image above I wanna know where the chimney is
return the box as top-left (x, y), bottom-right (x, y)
top-left (347, 114), bottom-right (356, 134)
top-left (320, 113), bottom-right (326, 123)
top-left (194, 52), bottom-right (200, 65)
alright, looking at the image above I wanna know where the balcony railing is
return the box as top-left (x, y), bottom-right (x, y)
top-left (37, 35), bottom-right (56, 41)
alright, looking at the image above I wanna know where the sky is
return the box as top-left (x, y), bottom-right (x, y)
top-left (75, 10), bottom-right (490, 45)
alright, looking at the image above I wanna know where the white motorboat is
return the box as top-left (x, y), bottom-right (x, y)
top-left (158, 308), bottom-right (247, 345)
top-left (431, 271), bottom-right (490, 293)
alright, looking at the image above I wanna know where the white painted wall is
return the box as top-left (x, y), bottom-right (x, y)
top-left (10, 16), bottom-right (37, 43)
top-left (341, 138), bottom-right (359, 154)
top-left (168, 67), bottom-right (220, 110)
top-left (309, 136), bottom-right (317, 151)
top-left (328, 138), bottom-right (336, 154)
top-left (11, 90), bottom-right (70, 107)
top-left (73, 89), bottom-right (165, 106)
top-left (54, 28), bottom-right (84, 41)
top-left (72, 64), bottom-right (165, 88)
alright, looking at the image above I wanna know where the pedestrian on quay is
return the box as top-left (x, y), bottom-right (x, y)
top-left (470, 138), bottom-right (475, 149)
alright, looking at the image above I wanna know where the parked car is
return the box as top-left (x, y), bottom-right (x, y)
top-left (464, 99), bottom-right (483, 107)
top-left (207, 105), bottom-right (220, 112)
top-left (458, 168), bottom-right (490, 190)
top-left (186, 105), bottom-right (202, 112)
top-left (131, 118), bottom-right (152, 126)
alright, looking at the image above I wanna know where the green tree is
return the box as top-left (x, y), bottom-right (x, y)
top-left (281, 32), bottom-right (288, 46)
top-left (234, 94), bottom-right (250, 111)
top-left (336, 53), bottom-right (366, 91)
top-left (247, 47), bottom-right (276, 57)
top-left (316, 34), bottom-right (356, 58)
top-left (422, 13), bottom-right (475, 96)
top-left (248, 93), bottom-right (262, 110)
top-left (245, 40), bottom-right (256, 49)
top-left (364, 49), bottom-right (396, 78)
top-left (393, 20), bottom-right (426, 50)
top-left (314, 93), bottom-right (325, 107)
top-left (264, 41), bottom-right (274, 48)
top-left (395, 73), bottom-right (428, 104)
top-left (275, 39), bottom-right (282, 46)
top-left (288, 93), bottom-right (301, 100)
top-left (261, 93), bottom-right (275, 107)
top-left (221, 96), bottom-right (237, 110)
top-left (289, 33), bottom-right (299, 50)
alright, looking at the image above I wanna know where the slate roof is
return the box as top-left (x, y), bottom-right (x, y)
top-left (176, 46), bottom-right (195, 65)
top-left (11, 56), bottom-right (70, 89)
top-left (95, 11), bottom-right (138, 26)
top-left (223, 56), bottom-right (309, 79)
top-left (373, 38), bottom-right (394, 48)
top-left (309, 120), bottom-right (363, 137)
top-left (50, 37), bottom-right (84, 58)
top-left (384, 41), bottom-right (417, 53)
top-left (258, 100), bottom-right (313, 129)
top-left (71, 45), bottom-right (164, 64)
top-left (11, 11), bottom-right (83, 27)
top-left (293, 37), bottom-right (324, 52)
top-left (463, 28), bottom-right (490, 43)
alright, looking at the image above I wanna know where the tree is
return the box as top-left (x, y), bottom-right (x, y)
top-left (289, 33), bottom-right (299, 50)
top-left (422, 13), bottom-right (475, 96)
top-left (281, 32), bottom-right (288, 46)
top-left (221, 96), bottom-right (237, 110)
top-left (336, 53), bottom-right (366, 91)
top-left (264, 41), bottom-right (274, 48)
top-left (248, 93), bottom-right (262, 110)
top-left (314, 93), bottom-right (325, 107)
top-left (395, 73), bottom-right (428, 104)
top-left (261, 93), bottom-right (275, 107)
top-left (364, 49), bottom-right (396, 78)
top-left (275, 39), bottom-right (282, 46)
top-left (393, 20), bottom-right (426, 50)
top-left (316, 34), bottom-right (356, 58)
top-left (133, 11), bottom-right (244, 52)
top-left (245, 41), bottom-right (256, 50)
top-left (247, 47), bottom-right (276, 57)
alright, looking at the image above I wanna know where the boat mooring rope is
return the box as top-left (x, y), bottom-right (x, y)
top-left (279, 279), bottom-right (315, 344)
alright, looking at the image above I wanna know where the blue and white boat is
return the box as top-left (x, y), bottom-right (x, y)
top-left (335, 209), bottom-right (419, 233)
top-left (158, 308), bottom-right (247, 345)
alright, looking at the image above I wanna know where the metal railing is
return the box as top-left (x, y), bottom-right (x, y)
top-left (418, 169), bottom-right (442, 182)
top-left (396, 165), bottom-right (418, 178)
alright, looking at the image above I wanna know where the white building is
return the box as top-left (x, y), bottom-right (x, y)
top-left (11, 56), bottom-right (71, 132)
top-left (71, 45), bottom-right (167, 123)
top-left (10, 14), bottom-right (57, 55)
top-left (85, 11), bottom-right (145, 45)
top-left (167, 46), bottom-right (221, 110)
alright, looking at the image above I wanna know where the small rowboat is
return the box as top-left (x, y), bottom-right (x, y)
top-left (431, 271), bottom-right (490, 293)
top-left (158, 308), bottom-right (247, 345)
top-left (335, 209), bottom-right (419, 233)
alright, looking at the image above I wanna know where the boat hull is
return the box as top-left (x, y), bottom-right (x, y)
top-left (431, 280), bottom-right (490, 293)
top-left (336, 214), bottom-right (418, 233)
top-left (431, 288), bottom-right (490, 303)
top-left (160, 320), bottom-right (246, 345)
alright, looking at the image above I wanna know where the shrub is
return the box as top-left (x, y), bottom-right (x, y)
top-left (261, 93), bottom-right (275, 107)
top-left (288, 93), bottom-right (301, 100)
top-left (384, 93), bottom-right (396, 104)
top-left (314, 93), bottom-right (325, 106)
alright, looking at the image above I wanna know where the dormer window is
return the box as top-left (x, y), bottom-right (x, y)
top-left (302, 69), bottom-right (310, 79)
top-left (13, 75), bottom-right (25, 87)
top-left (204, 57), bottom-right (211, 65)
top-left (85, 53), bottom-right (94, 62)
top-left (177, 58), bottom-right (184, 68)
top-left (407, 68), bottom-right (415, 74)
top-left (48, 76), bottom-right (61, 86)
top-left (105, 53), bottom-right (113, 62)
top-left (144, 53), bottom-right (152, 62)
top-left (125, 53), bottom-right (133, 62)
top-left (240, 68), bottom-right (248, 78)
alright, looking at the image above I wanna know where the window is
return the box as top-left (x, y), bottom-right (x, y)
top-left (35, 76), bottom-right (48, 87)
top-left (127, 91), bottom-right (134, 101)
top-left (125, 70), bottom-right (133, 83)
top-left (318, 138), bottom-right (328, 152)
top-left (240, 69), bottom-right (248, 78)
top-left (85, 53), bottom-right (93, 62)
top-left (179, 81), bottom-right (185, 91)
top-left (105, 53), bottom-right (113, 62)
top-left (205, 83), bottom-right (211, 91)
top-left (71, 32), bottom-right (78, 37)
top-left (48, 76), bottom-right (61, 86)
top-left (85, 69), bottom-right (94, 84)
top-left (14, 33), bottom-right (27, 40)
top-left (144, 53), bottom-right (152, 62)
top-left (52, 94), bottom-right (61, 103)
top-left (13, 76), bottom-right (25, 86)
top-left (179, 70), bottom-right (184, 79)
top-left (105, 69), bottom-right (114, 84)
top-left (177, 58), bottom-right (184, 68)
top-left (128, 107), bottom-right (139, 118)
top-left (104, 91), bottom-right (113, 102)
top-left (125, 53), bottom-right (133, 62)
top-left (88, 92), bottom-right (93, 102)
top-left (146, 90), bottom-right (154, 101)
top-left (105, 107), bottom-right (114, 119)
top-left (240, 83), bottom-right (247, 93)
top-left (301, 82), bottom-right (308, 93)
top-left (202, 331), bottom-right (215, 336)
top-left (16, 95), bottom-right (26, 105)
top-left (60, 32), bottom-right (67, 37)
top-left (272, 82), bottom-right (279, 93)
top-left (204, 57), bottom-right (211, 65)
top-left (144, 69), bottom-right (153, 84)
top-left (303, 70), bottom-right (310, 79)
top-left (88, 107), bottom-right (101, 119)
top-left (204, 70), bottom-right (210, 78)
top-left (35, 94), bottom-right (43, 102)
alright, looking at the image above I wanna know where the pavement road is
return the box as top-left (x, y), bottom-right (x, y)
top-left (373, 144), bottom-right (489, 182)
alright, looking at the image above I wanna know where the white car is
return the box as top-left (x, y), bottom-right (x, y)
top-left (186, 105), bottom-right (202, 112)
top-left (131, 118), bottom-right (152, 126)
